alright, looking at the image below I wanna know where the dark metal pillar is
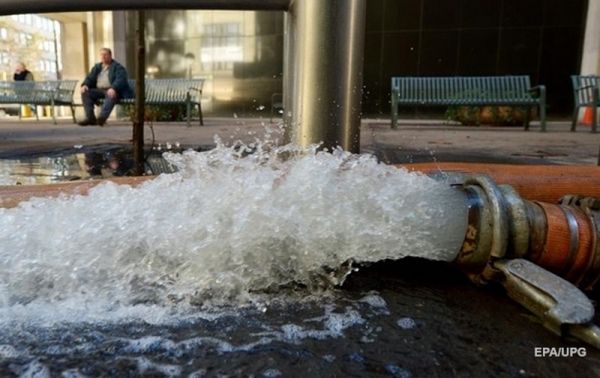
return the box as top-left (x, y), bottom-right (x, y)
top-left (133, 10), bottom-right (145, 175)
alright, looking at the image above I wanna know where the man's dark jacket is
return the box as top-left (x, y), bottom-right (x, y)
top-left (82, 60), bottom-right (134, 99)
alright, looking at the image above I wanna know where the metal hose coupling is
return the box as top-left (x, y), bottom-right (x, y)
top-left (452, 174), bottom-right (600, 349)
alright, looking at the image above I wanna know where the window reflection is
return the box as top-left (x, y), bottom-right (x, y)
top-left (0, 14), bottom-right (61, 80)
top-left (128, 10), bottom-right (284, 116)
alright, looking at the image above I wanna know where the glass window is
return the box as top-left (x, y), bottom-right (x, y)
top-left (227, 23), bottom-right (240, 35)
top-left (226, 36), bottom-right (239, 47)
top-left (2, 15), bottom-right (61, 78)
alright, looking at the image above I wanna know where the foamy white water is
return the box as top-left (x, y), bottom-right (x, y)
top-left (0, 139), bottom-right (467, 325)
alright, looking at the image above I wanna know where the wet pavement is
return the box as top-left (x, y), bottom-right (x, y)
top-left (362, 120), bottom-right (600, 166)
top-left (2, 259), bottom-right (599, 377)
top-left (0, 116), bottom-right (598, 165)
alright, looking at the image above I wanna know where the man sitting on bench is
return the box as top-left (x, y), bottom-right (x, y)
top-left (78, 47), bottom-right (134, 126)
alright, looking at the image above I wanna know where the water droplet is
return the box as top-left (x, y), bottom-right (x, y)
top-left (396, 317), bottom-right (417, 330)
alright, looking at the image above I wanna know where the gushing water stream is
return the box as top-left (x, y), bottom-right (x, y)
top-left (0, 139), bottom-right (468, 376)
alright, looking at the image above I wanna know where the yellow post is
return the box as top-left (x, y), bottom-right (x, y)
top-left (21, 106), bottom-right (32, 118)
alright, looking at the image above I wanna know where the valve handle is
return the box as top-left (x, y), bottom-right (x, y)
top-left (494, 258), bottom-right (600, 349)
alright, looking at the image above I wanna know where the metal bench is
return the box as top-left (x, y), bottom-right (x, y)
top-left (0, 80), bottom-right (78, 124)
top-left (391, 76), bottom-right (547, 131)
top-left (123, 78), bottom-right (204, 126)
top-left (52, 80), bottom-right (79, 124)
top-left (570, 75), bottom-right (599, 133)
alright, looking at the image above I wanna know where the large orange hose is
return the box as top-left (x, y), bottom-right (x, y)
top-left (401, 163), bottom-right (600, 203)
top-left (0, 164), bottom-right (599, 209)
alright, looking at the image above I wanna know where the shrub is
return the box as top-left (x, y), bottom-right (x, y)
top-left (446, 105), bottom-right (530, 126)
top-left (125, 104), bottom-right (198, 122)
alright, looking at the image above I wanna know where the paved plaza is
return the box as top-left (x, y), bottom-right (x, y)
top-left (0, 116), bottom-right (598, 165)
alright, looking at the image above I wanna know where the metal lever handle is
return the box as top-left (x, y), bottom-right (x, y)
top-left (493, 258), bottom-right (600, 348)
top-left (568, 324), bottom-right (600, 349)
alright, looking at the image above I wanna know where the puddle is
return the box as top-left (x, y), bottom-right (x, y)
top-left (0, 144), bottom-right (184, 185)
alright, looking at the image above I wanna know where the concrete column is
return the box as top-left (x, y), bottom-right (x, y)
top-left (59, 21), bottom-right (88, 120)
top-left (85, 12), bottom-right (96, 68)
top-left (580, 0), bottom-right (600, 75)
top-left (85, 12), bottom-right (115, 65)
top-left (102, 11), bottom-right (114, 50)
top-left (579, 0), bottom-right (600, 125)
top-left (61, 22), bottom-right (88, 79)
top-left (112, 11), bottom-right (128, 68)
top-left (284, 0), bottom-right (366, 153)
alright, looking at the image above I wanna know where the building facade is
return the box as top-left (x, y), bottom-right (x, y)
top-left (0, 14), bottom-right (61, 81)
top-left (0, 0), bottom-right (597, 118)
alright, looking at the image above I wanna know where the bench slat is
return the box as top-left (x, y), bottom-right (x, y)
top-left (391, 76), bottom-right (539, 105)
top-left (571, 75), bottom-right (600, 106)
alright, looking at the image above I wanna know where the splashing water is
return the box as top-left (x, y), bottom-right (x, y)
top-left (0, 138), bottom-right (467, 326)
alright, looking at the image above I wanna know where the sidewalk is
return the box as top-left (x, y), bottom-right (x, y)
top-left (363, 119), bottom-right (600, 165)
top-left (0, 116), bottom-right (598, 165)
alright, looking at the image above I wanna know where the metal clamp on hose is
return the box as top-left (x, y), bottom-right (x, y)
top-left (454, 174), bottom-right (510, 284)
top-left (557, 195), bottom-right (600, 290)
